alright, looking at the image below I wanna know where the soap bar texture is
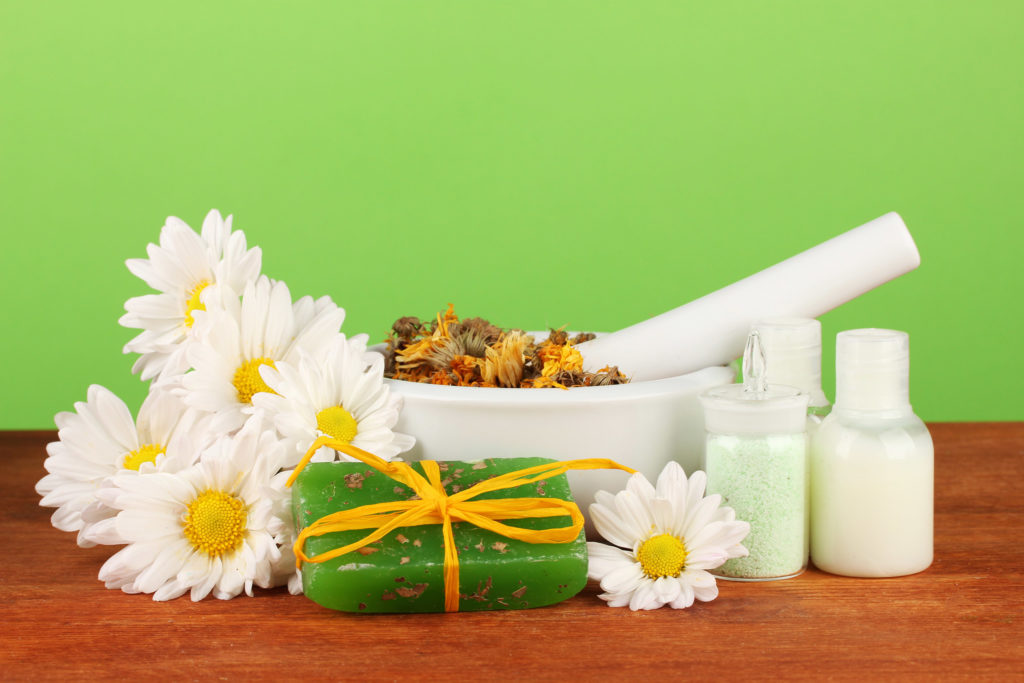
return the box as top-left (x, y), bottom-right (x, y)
top-left (291, 457), bottom-right (588, 613)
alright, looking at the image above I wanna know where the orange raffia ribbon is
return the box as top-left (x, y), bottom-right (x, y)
top-left (285, 436), bottom-right (636, 612)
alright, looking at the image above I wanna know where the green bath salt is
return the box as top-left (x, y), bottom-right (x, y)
top-left (705, 433), bottom-right (807, 580)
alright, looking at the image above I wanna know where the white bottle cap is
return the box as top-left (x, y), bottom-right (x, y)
top-left (835, 328), bottom-right (910, 412)
top-left (700, 383), bottom-right (810, 435)
top-left (754, 317), bottom-right (829, 408)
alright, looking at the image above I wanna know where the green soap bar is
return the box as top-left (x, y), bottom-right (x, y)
top-left (291, 457), bottom-right (588, 613)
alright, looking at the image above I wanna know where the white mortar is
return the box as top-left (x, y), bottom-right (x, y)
top-left (380, 360), bottom-right (734, 517)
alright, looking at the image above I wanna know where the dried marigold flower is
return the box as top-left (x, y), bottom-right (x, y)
top-left (456, 330), bottom-right (490, 358)
top-left (428, 303), bottom-right (460, 335)
top-left (481, 330), bottom-right (527, 388)
top-left (449, 355), bottom-right (481, 385)
top-left (392, 316), bottom-right (424, 341)
top-left (384, 307), bottom-right (629, 389)
top-left (461, 317), bottom-right (504, 344)
top-left (428, 330), bottom-right (491, 370)
top-left (546, 328), bottom-right (569, 347)
top-left (539, 343), bottom-right (584, 378)
top-left (589, 366), bottom-right (629, 386)
top-left (396, 337), bottom-right (441, 370)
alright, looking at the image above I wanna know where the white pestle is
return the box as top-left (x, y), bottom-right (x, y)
top-left (576, 212), bottom-right (921, 382)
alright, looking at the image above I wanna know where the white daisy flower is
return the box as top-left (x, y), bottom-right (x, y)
top-left (253, 335), bottom-right (415, 467)
top-left (120, 209), bottom-right (262, 382)
top-left (96, 418), bottom-right (290, 601)
top-left (587, 462), bottom-right (751, 610)
top-left (181, 276), bottom-right (346, 436)
top-left (36, 385), bottom-right (206, 548)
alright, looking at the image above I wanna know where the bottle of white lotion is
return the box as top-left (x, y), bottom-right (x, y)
top-left (810, 329), bottom-right (933, 577)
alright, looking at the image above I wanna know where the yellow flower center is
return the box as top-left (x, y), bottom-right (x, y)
top-left (316, 405), bottom-right (359, 443)
top-left (636, 533), bottom-right (688, 579)
top-left (232, 357), bottom-right (277, 404)
top-left (182, 490), bottom-right (247, 557)
top-left (122, 443), bottom-right (166, 471)
top-left (183, 280), bottom-right (211, 328)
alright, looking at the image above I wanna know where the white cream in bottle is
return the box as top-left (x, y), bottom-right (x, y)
top-left (810, 329), bottom-right (933, 577)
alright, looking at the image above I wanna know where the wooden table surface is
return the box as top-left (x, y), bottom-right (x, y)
top-left (2, 424), bottom-right (1022, 680)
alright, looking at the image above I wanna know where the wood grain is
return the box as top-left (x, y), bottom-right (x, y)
top-left (2, 424), bottom-right (1022, 680)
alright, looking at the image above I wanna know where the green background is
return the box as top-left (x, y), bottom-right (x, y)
top-left (1, 1), bottom-right (1020, 427)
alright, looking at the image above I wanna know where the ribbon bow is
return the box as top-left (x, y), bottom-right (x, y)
top-left (286, 436), bottom-right (635, 612)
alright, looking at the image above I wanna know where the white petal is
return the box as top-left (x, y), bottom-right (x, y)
top-left (668, 580), bottom-right (696, 609)
top-left (655, 460), bottom-right (690, 500)
top-left (191, 556), bottom-right (222, 601)
top-left (652, 576), bottom-right (681, 605)
top-left (684, 548), bottom-right (730, 570)
top-left (153, 578), bottom-right (190, 601)
top-left (586, 542), bottom-right (634, 581)
top-left (691, 576), bottom-right (719, 603)
top-left (628, 580), bottom-right (660, 611)
top-left (679, 493), bottom-right (723, 541)
top-left (593, 490), bottom-right (618, 509)
top-left (589, 503), bottom-right (638, 549)
top-left (685, 470), bottom-right (709, 515)
top-left (214, 554), bottom-right (247, 599)
top-left (126, 256), bottom-right (175, 292)
top-left (117, 509), bottom-right (182, 542)
top-left (99, 541), bottom-right (163, 581)
top-left (625, 470), bottom-right (657, 500)
top-left (81, 517), bottom-right (123, 546)
top-left (597, 590), bottom-right (633, 608)
top-left (599, 559), bottom-right (645, 595)
top-left (87, 384), bottom-right (140, 454)
top-left (649, 498), bottom-right (676, 536)
top-left (613, 490), bottom-right (655, 541)
top-left (134, 538), bottom-right (191, 594)
top-left (177, 549), bottom-right (213, 585)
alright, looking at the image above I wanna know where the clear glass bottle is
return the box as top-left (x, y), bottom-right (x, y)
top-left (754, 317), bottom-right (832, 425)
top-left (753, 317), bottom-right (829, 564)
top-left (810, 329), bottom-right (933, 577)
top-left (700, 331), bottom-right (810, 581)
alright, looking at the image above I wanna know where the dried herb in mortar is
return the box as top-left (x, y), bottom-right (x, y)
top-left (383, 305), bottom-right (629, 389)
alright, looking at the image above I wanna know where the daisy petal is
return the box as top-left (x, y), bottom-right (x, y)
top-left (589, 502), bottom-right (639, 549)
top-left (586, 542), bottom-right (634, 581)
top-left (628, 580), bottom-right (659, 611)
top-left (599, 560), bottom-right (645, 595)
top-left (669, 580), bottom-right (696, 609)
top-left (652, 576), bottom-right (681, 605)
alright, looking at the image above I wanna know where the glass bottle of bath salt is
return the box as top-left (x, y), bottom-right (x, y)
top-left (700, 331), bottom-right (810, 581)
top-left (753, 317), bottom-right (829, 565)
top-left (754, 317), bottom-right (831, 426)
top-left (810, 329), bottom-right (933, 577)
